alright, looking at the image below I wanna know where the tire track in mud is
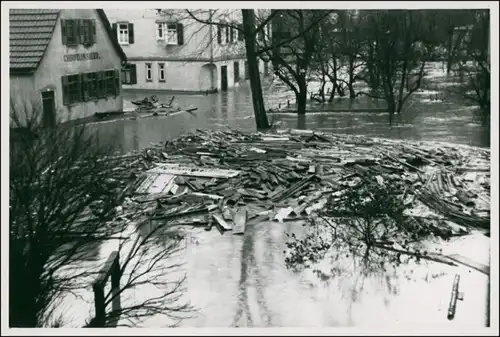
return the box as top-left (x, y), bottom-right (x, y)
top-left (232, 223), bottom-right (273, 327)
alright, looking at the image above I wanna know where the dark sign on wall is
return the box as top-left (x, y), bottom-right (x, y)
top-left (64, 52), bottom-right (100, 62)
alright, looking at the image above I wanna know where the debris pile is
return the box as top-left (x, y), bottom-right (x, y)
top-left (109, 129), bottom-right (490, 241)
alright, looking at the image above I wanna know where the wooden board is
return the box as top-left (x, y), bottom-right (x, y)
top-left (135, 173), bottom-right (159, 194)
top-left (147, 174), bottom-right (176, 194)
top-left (212, 213), bottom-right (233, 231)
top-left (446, 254), bottom-right (490, 275)
top-left (148, 164), bottom-right (240, 178)
top-left (233, 209), bottom-right (247, 235)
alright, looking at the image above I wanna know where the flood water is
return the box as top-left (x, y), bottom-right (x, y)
top-left (58, 65), bottom-right (491, 328)
top-left (89, 73), bottom-right (490, 154)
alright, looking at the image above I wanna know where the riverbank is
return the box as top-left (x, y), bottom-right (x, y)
top-left (47, 128), bottom-right (491, 329)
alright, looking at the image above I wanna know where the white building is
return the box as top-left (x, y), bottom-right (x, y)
top-left (105, 9), bottom-right (270, 93)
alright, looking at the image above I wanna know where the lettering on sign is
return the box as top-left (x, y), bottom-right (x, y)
top-left (64, 52), bottom-right (100, 62)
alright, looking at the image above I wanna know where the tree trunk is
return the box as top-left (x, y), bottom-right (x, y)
top-left (319, 79), bottom-right (326, 103)
top-left (328, 57), bottom-right (339, 102)
top-left (387, 100), bottom-right (396, 126)
top-left (296, 76), bottom-right (308, 115)
top-left (337, 83), bottom-right (345, 97)
top-left (242, 9), bottom-right (269, 130)
top-left (328, 81), bottom-right (336, 102)
top-left (348, 57), bottom-right (356, 98)
top-left (10, 248), bottom-right (43, 327)
top-left (446, 32), bottom-right (454, 75)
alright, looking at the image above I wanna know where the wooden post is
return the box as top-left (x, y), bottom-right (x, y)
top-left (110, 252), bottom-right (121, 312)
top-left (86, 251), bottom-right (121, 327)
top-left (92, 283), bottom-right (106, 326)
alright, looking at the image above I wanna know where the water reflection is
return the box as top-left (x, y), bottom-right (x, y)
top-left (297, 114), bottom-right (306, 130)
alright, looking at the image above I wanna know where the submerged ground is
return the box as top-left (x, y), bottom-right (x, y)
top-left (88, 62), bottom-right (489, 154)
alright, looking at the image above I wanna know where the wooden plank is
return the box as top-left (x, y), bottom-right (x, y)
top-left (161, 176), bottom-right (178, 194)
top-left (147, 174), bottom-right (176, 194)
top-left (446, 254), bottom-right (490, 275)
top-left (212, 213), bottom-right (233, 231)
top-left (135, 173), bottom-right (159, 194)
top-left (191, 192), bottom-right (224, 200)
top-left (148, 163), bottom-right (240, 178)
top-left (273, 207), bottom-right (294, 222)
top-left (233, 209), bottom-right (247, 235)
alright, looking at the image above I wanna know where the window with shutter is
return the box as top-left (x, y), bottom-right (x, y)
top-left (105, 70), bottom-right (115, 96)
top-left (225, 25), bottom-right (229, 44)
top-left (81, 73), bottom-right (89, 101)
top-left (92, 19), bottom-right (97, 45)
top-left (176, 23), bottom-right (183, 45)
top-left (97, 72), bottom-right (107, 98)
top-left (128, 23), bottom-right (135, 44)
top-left (67, 74), bottom-right (81, 103)
top-left (229, 25), bottom-right (234, 43)
top-left (61, 19), bottom-right (68, 45)
top-left (62, 76), bottom-right (69, 105)
top-left (217, 24), bottom-right (222, 44)
top-left (121, 64), bottom-right (137, 85)
top-left (73, 20), bottom-right (81, 45)
top-left (114, 69), bottom-right (121, 95)
top-left (87, 72), bottom-right (98, 99)
top-left (112, 23), bottom-right (118, 43)
top-left (66, 20), bottom-right (77, 45)
top-left (166, 24), bottom-right (177, 45)
top-left (130, 64), bottom-right (137, 84)
top-left (79, 19), bottom-right (86, 46)
top-left (117, 23), bottom-right (129, 44)
top-left (122, 69), bottom-right (131, 84)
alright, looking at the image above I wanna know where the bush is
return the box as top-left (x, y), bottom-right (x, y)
top-left (284, 181), bottom-right (430, 277)
top-left (9, 102), bottom-right (124, 327)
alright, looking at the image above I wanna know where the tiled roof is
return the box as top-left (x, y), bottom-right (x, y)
top-left (9, 9), bottom-right (60, 72)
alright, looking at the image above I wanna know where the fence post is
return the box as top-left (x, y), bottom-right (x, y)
top-left (92, 284), bottom-right (106, 326)
top-left (85, 251), bottom-right (120, 327)
top-left (110, 252), bottom-right (121, 313)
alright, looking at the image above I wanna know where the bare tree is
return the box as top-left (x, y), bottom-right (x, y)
top-left (453, 10), bottom-right (490, 125)
top-left (335, 10), bottom-right (366, 99)
top-left (312, 10), bottom-right (365, 103)
top-left (430, 9), bottom-right (478, 74)
top-left (9, 101), bottom-right (191, 327)
top-left (183, 9), bottom-right (334, 118)
top-left (359, 10), bottom-right (436, 125)
top-left (84, 215), bottom-right (194, 327)
top-left (309, 13), bottom-right (341, 103)
top-left (261, 10), bottom-right (334, 115)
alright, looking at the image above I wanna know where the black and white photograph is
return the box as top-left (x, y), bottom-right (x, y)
top-left (2, 1), bottom-right (498, 334)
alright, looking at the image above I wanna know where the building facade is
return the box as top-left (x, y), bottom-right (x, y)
top-left (9, 9), bottom-right (127, 126)
top-left (105, 9), bottom-right (269, 93)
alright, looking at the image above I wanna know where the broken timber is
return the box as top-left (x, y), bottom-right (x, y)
top-left (233, 208), bottom-right (247, 235)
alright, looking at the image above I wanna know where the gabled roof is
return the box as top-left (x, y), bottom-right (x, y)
top-left (9, 9), bottom-right (60, 72)
top-left (9, 9), bottom-right (127, 75)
